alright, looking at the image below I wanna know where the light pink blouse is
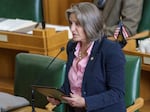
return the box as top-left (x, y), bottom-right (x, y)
top-left (68, 42), bottom-right (94, 96)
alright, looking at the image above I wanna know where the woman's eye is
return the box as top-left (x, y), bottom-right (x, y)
top-left (76, 22), bottom-right (80, 26)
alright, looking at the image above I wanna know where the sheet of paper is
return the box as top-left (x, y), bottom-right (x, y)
top-left (0, 18), bottom-right (37, 32)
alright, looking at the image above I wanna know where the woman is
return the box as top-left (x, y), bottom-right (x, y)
top-left (47, 2), bottom-right (126, 112)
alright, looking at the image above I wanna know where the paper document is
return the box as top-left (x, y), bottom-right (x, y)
top-left (0, 18), bottom-right (37, 32)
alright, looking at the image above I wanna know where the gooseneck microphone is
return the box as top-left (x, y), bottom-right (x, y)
top-left (31, 47), bottom-right (65, 112)
top-left (46, 47), bottom-right (65, 69)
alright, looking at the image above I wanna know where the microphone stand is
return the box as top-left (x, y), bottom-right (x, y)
top-left (41, 0), bottom-right (45, 29)
top-left (31, 89), bottom-right (35, 112)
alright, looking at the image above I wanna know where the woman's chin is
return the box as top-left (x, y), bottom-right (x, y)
top-left (72, 37), bottom-right (78, 42)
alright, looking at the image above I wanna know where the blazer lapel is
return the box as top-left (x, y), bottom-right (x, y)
top-left (82, 38), bottom-right (104, 88)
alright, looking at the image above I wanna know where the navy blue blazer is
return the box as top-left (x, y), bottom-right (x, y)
top-left (62, 37), bottom-right (126, 112)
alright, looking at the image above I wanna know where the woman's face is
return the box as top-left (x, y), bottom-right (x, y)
top-left (69, 13), bottom-right (87, 43)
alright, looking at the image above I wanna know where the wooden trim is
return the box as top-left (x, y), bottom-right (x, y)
top-left (127, 97), bottom-right (144, 112)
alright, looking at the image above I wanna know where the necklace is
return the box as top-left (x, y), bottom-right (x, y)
top-left (78, 47), bottom-right (89, 60)
top-left (78, 51), bottom-right (83, 60)
top-left (77, 42), bottom-right (92, 60)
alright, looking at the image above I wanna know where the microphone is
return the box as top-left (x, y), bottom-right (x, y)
top-left (45, 47), bottom-right (65, 69)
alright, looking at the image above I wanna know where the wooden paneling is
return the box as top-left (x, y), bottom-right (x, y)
top-left (43, 0), bottom-right (68, 25)
top-left (43, 0), bottom-right (93, 25)
top-left (140, 70), bottom-right (150, 100)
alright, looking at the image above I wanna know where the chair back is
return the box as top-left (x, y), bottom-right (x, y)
top-left (0, 0), bottom-right (43, 22)
top-left (14, 53), bottom-right (66, 112)
top-left (137, 0), bottom-right (150, 32)
top-left (125, 55), bottom-right (141, 108)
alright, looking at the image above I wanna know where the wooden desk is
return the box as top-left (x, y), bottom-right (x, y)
top-left (0, 28), bottom-right (68, 94)
top-left (123, 39), bottom-right (150, 72)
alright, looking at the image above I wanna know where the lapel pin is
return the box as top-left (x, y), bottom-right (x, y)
top-left (90, 57), bottom-right (94, 60)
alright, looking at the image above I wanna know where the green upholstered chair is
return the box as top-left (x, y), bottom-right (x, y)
top-left (125, 55), bottom-right (144, 112)
top-left (129, 0), bottom-right (150, 40)
top-left (137, 0), bottom-right (150, 33)
top-left (13, 53), bottom-right (66, 112)
top-left (0, 0), bottom-right (43, 22)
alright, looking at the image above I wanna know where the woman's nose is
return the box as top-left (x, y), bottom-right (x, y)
top-left (70, 23), bottom-right (76, 32)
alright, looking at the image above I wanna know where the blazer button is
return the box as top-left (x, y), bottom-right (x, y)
top-left (83, 91), bottom-right (86, 95)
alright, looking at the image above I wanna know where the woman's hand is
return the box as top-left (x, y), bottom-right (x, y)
top-left (62, 93), bottom-right (86, 108)
top-left (47, 96), bottom-right (61, 105)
